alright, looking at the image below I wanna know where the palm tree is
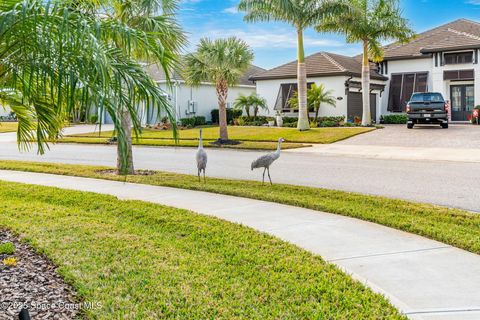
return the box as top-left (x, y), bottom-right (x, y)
top-left (308, 83), bottom-right (336, 120)
top-left (316, 0), bottom-right (413, 125)
top-left (79, 0), bottom-right (185, 174)
top-left (184, 37), bottom-right (253, 141)
top-left (234, 93), bottom-right (268, 119)
top-left (0, 0), bottom-right (183, 174)
top-left (288, 84), bottom-right (336, 120)
top-left (238, 0), bottom-right (346, 131)
top-left (234, 94), bottom-right (252, 117)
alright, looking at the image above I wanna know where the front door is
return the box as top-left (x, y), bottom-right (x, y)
top-left (450, 85), bottom-right (474, 121)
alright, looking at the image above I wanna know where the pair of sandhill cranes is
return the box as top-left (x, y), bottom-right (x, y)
top-left (196, 129), bottom-right (284, 185)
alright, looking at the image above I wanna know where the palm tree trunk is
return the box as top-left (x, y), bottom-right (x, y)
top-left (117, 109), bottom-right (134, 175)
top-left (361, 40), bottom-right (371, 126)
top-left (296, 28), bottom-right (310, 131)
top-left (216, 80), bottom-right (229, 140)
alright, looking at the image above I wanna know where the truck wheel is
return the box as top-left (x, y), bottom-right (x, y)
top-left (441, 123), bottom-right (448, 129)
top-left (407, 123), bottom-right (414, 129)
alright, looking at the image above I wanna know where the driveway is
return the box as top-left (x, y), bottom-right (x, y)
top-left (287, 124), bottom-right (480, 163)
top-left (339, 124), bottom-right (480, 149)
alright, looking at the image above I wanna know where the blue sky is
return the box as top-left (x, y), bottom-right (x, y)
top-left (178, 0), bottom-right (480, 69)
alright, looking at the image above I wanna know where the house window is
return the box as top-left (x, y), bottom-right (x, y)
top-left (274, 82), bottom-right (314, 112)
top-left (444, 52), bottom-right (473, 65)
top-left (388, 72), bottom-right (429, 112)
top-left (444, 69), bottom-right (474, 81)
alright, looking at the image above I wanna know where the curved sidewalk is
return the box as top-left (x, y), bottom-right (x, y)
top-left (0, 170), bottom-right (479, 319)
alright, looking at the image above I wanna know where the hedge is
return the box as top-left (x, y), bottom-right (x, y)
top-left (180, 116), bottom-right (206, 127)
top-left (380, 114), bottom-right (408, 124)
top-left (211, 108), bottom-right (242, 124)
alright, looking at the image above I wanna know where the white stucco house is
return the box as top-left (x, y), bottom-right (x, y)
top-left (252, 19), bottom-right (480, 123)
top-left (140, 64), bottom-right (265, 124)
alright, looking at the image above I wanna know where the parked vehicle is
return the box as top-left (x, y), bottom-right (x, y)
top-left (406, 92), bottom-right (448, 129)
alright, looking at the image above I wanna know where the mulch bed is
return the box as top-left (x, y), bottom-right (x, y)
top-left (0, 231), bottom-right (79, 319)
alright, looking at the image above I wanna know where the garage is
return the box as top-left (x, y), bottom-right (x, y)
top-left (347, 92), bottom-right (377, 122)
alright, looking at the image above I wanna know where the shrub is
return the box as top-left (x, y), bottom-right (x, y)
top-left (318, 116), bottom-right (345, 123)
top-left (211, 108), bottom-right (242, 124)
top-left (282, 117), bottom-right (298, 124)
top-left (381, 114), bottom-right (408, 124)
top-left (2, 257), bottom-right (17, 267)
top-left (283, 121), bottom-right (297, 128)
top-left (88, 114), bottom-right (99, 124)
top-left (319, 120), bottom-right (339, 127)
top-left (180, 116), bottom-right (206, 127)
top-left (0, 242), bottom-right (15, 255)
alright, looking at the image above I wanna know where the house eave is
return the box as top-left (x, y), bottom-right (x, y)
top-left (420, 44), bottom-right (480, 53)
top-left (250, 71), bottom-right (387, 82)
top-left (382, 54), bottom-right (433, 61)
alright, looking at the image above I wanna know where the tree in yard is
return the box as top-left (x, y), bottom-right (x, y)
top-left (288, 84), bottom-right (336, 120)
top-left (234, 93), bottom-right (268, 119)
top-left (238, 0), bottom-right (347, 131)
top-left (184, 37), bottom-right (253, 142)
top-left (316, 0), bottom-right (414, 126)
top-left (0, 0), bottom-right (185, 175)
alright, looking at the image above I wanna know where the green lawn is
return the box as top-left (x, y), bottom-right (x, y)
top-left (0, 122), bottom-right (18, 133)
top-left (62, 126), bottom-right (375, 150)
top-left (1, 160), bottom-right (479, 256)
top-left (0, 181), bottom-right (403, 319)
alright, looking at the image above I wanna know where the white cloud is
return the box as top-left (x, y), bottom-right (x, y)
top-left (188, 28), bottom-right (344, 50)
top-left (223, 6), bottom-right (238, 14)
top-left (467, 0), bottom-right (480, 4)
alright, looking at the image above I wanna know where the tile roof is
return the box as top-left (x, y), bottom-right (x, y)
top-left (145, 64), bottom-right (264, 86)
top-left (382, 19), bottom-right (480, 59)
top-left (250, 52), bottom-right (387, 81)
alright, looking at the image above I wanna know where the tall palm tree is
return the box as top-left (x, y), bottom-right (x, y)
top-left (238, 0), bottom-right (346, 131)
top-left (316, 0), bottom-right (413, 125)
top-left (184, 37), bottom-right (253, 141)
top-left (0, 0), bottom-right (183, 175)
top-left (78, 0), bottom-right (185, 174)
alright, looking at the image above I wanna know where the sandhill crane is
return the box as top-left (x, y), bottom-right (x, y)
top-left (251, 137), bottom-right (284, 185)
top-left (196, 128), bottom-right (207, 182)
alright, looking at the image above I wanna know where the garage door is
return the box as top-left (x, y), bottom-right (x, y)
top-left (347, 92), bottom-right (376, 122)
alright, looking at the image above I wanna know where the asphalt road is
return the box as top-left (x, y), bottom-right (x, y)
top-left (0, 142), bottom-right (477, 212)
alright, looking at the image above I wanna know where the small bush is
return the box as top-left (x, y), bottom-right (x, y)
top-left (318, 116), bottom-right (345, 124)
top-left (319, 120), bottom-right (339, 127)
top-left (180, 116), bottom-right (206, 127)
top-left (283, 121), bottom-right (297, 128)
top-left (0, 242), bottom-right (15, 255)
top-left (381, 114), bottom-right (408, 124)
top-left (211, 108), bottom-right (242, 124)
top-left (282, 117), bottom-right (298, 124)
top-left (2, 257), bottom-right (17, 267)
top-left (88, 114), bottom-right (99, 124)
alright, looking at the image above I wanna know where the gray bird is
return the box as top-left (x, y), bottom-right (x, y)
top-left (251, 137), bottom-right (284, 185)
top-left (196, 128), bottom-right (207, 183)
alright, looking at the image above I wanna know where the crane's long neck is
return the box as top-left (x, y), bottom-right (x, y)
top-left (199, 131), bottom-right (203, 149)
top-left (276, 140), bottom-right (282, 154)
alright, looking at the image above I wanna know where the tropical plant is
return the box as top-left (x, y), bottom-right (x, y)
top-left (234, 94), bottom-right (252, 117)
top-left (238, 0), bottom-right (346, 131)
top-left (184, 37), bottom-right (253, 141)
top-left (316, 0), bottom-right (414, 126)
top-left (0, 0), bottom-right (185, 175)
top-left (288, 84), bottom-right (336, 120)
top-left (234, 93), bottom-right (268, 119)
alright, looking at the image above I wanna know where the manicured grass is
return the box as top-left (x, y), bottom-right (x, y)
top-left (73, 125), bottom-right (375, 143)
top-left (0, 122), bottom-right (18, 133)
top-left (58, 136), bottom-right (310, 150)
top-left (0, 160), bottom-right (479, 255)
top-left (0, 181), bottom-right (404, 319)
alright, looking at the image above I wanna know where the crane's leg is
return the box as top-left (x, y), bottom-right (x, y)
top-left (262, 167), bottom-right (266, 185)
top-left (198, 169), bottom-right (201, 182)
top-left (203, 169), bottom-right (206, 184)
top-left (267, 167), bottom-right (272, 185)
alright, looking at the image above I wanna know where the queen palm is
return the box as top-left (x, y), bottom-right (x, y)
top-left (0, 0), bottom-right (184, 175)
top-left (238, 0), bottom-right (346, 131)
top-left (184, 37), bottom-right (253, 141)
top-left (316, 0), bottom-right (413, 125)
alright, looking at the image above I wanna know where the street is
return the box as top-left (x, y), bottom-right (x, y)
top-left (0, 141), bottom-right (477, 212)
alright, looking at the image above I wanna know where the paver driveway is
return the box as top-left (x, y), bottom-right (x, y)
top-left (339, 124), bottom-right (480, 149)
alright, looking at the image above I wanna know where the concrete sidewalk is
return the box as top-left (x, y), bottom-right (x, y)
top-left (0, 170), bottom-right (479, 319)
top-left (0, 124), bottom-right (114, 142)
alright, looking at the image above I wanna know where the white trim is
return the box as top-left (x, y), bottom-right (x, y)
top-left (155, 80), bottom-right (256, 89)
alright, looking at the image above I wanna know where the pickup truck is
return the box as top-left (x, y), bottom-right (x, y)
top-left (406, 92), bottom-right (448, 129)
